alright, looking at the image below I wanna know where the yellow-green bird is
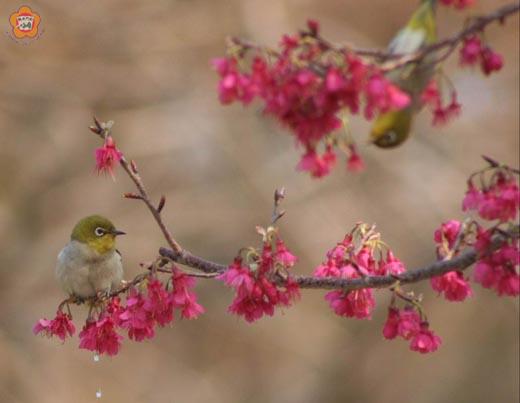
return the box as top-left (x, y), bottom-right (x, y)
top-left (370, 0), bottom-right (437, 148)
top-left (56, 215), bottom-right (125, 299)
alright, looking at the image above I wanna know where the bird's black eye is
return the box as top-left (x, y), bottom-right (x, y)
top-left (386, 130), bottom-right (397, 143)
top-left (94, 227), bottom-right (105, 237)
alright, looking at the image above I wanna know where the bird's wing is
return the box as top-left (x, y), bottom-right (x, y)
top-left (388, 28), bottom-right (427, 55)
top-left (386, 1), bottom-right (438, 104)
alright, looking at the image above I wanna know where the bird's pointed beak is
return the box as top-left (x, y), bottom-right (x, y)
top-left (111, 229), bottom-right (126, 236)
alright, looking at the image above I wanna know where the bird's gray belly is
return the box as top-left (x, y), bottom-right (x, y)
top-left (55, 244), bottom-right (123, 298)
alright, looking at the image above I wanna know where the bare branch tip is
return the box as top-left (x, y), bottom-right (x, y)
top-left (481, 155), bottom-right (499, 167)
top-left (157, 195), bottom-right (166, 213)
top-left (274, 187), bottom-right (286, 205)
top-left (123, 192), bottom-right (142, 200)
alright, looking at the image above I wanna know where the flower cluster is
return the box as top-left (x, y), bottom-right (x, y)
top-left (430, 164), bottom-right (519, 299)
top-left (421, 80), bottom-right (461, 126)
top-left (314, 226), bottom-right (406, 319)
top-left (94, 135), bottom-right (123, 178)
top-left (383, 307), bottom-right (442, 354)
top-left (213, 21), bottom-right (411, 177)
top-left (218, 232), bottom-right (300, 322)
top-left (459, 36), bottom-right (504, 76)
top-left (33, 310), bottom-right (76, 342)
top-left (431, 270), bottom-right (473, 301)
top-left (474, 234), bottom-right (519, 296)
top-left (34, 267), bottom-right (204, 356)
top-left (430, 220), bottom-right (473, 301)
top-left (462, 171), bottom-right (519, 222)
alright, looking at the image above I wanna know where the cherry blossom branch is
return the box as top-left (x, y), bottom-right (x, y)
top-left (90, 118), bottom-right (518, 298)
top-left (230, 2), bottom-right (519, 72)
top-left (381, 2), bottom-right (520, 70)
top-left (158, 227), bottom-right (518, 291)
top-left (90, 118), bottom-right (183, 254)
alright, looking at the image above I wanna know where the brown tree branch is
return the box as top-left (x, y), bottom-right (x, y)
top-left (89, 118), bottom-right (518, 301)
top-left (119, 158), bottom-right (183, 254)
top-left (159, 228), bottom-right (518, 292)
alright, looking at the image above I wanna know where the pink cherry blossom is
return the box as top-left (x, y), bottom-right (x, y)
top-left (95, 136), bottom-right (123, 178)
top-left (464, 176), bottom-right (520, 222)
top-left (33, 311), bottom-right (76, 342)
top-left (421, 80), bottom-right (440, 108)
top-left (382, 308), bottom-right (400, 340)
top-left (480, 47), bottom-right (504, 76)
top-left (220, 239), bottom-right (300, 323)
top-left (297, 148), bottom-right (336, 178)
top-left (119, 288), bottom-right (156, 341)
top-left (354, 247), bottom-right (376, 275)
top-left (434, 220), bottom-right (461, 248)
top-left (275, 239), bottom-right (297, 268)
top-left (474, 227), bottom-right (492, 255)
top-left (383, 307), bottom-right (441, 353)
top-left (314, 261), bottom-right (341, 277)
top-left (306, 19), bottom-right (320, 36)
top-left (213, 32), bottom-right (413, 178)
top-left (212, 57), bottom-right (255, 104)
top-left (324, 289), bottom-right (375, 319)
top-left (462, 182), bottom-right (482, 211)
top-left (364, 74), bottom-right (410, 119)
top-left (170, 268), bottom-right (205, 320)
top-left (378, 250), bottom-right (406, 276)
top-left (479, 178), bottom-right (519, 222)
top-left (474, 241), bottom-right (520, 297)
top-left (397, 308), bottom-right (421, 340)
top-left (217, 258), bottom-right (255, 294)
top-left (410, 323), bottom-right (442, 354)
top-left (434, 219), bottom-right (462, 258)
top-left (422, 82), bottom-right (462, 126)
top-left (432, 92), bottom-right (461, 126)
top-left (431, 271), bottom-right (472, 301)
top-left (79, 316), bottom-right (123, 356)
top-left (144, 278), bottom-right (174, 326)
top-left (346, 144), bottom-right (365, 173)
top-left (459, 36), bottom-right (482, 66)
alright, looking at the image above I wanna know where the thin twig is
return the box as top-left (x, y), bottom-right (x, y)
top-left (90, 118), bottom-right (183, 254)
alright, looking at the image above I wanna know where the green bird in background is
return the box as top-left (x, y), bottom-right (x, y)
top-left (370, 0), bottom-right (438, 148)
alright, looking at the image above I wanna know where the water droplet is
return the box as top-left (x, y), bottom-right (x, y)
top-left (96, 389), bottom-right (102, 399)
top-left (93, 353), bottom-right (100, 362)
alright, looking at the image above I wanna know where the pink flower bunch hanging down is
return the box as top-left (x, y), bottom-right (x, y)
top-left (34, 267), bottom-right (204, 356)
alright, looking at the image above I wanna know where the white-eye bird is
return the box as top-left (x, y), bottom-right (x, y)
top-left (371, 0), bottom-right (437, 148)
top-left (56, 215), bottom-right (125, 299)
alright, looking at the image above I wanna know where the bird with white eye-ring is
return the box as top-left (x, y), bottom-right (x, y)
top-left (55, 215), bottom-right (125, 301)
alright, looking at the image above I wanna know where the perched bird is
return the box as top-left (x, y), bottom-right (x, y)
top-left (371, 0), bottom-right (437, 148)
top-left (56, 215), bottom-right (125, 299)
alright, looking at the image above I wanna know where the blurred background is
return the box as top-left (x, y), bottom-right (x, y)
top-left (1, 0), bottom-right (518, 402)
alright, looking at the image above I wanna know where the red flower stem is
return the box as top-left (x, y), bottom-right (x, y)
top-left (159, 228), bottom-right (518, 291)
